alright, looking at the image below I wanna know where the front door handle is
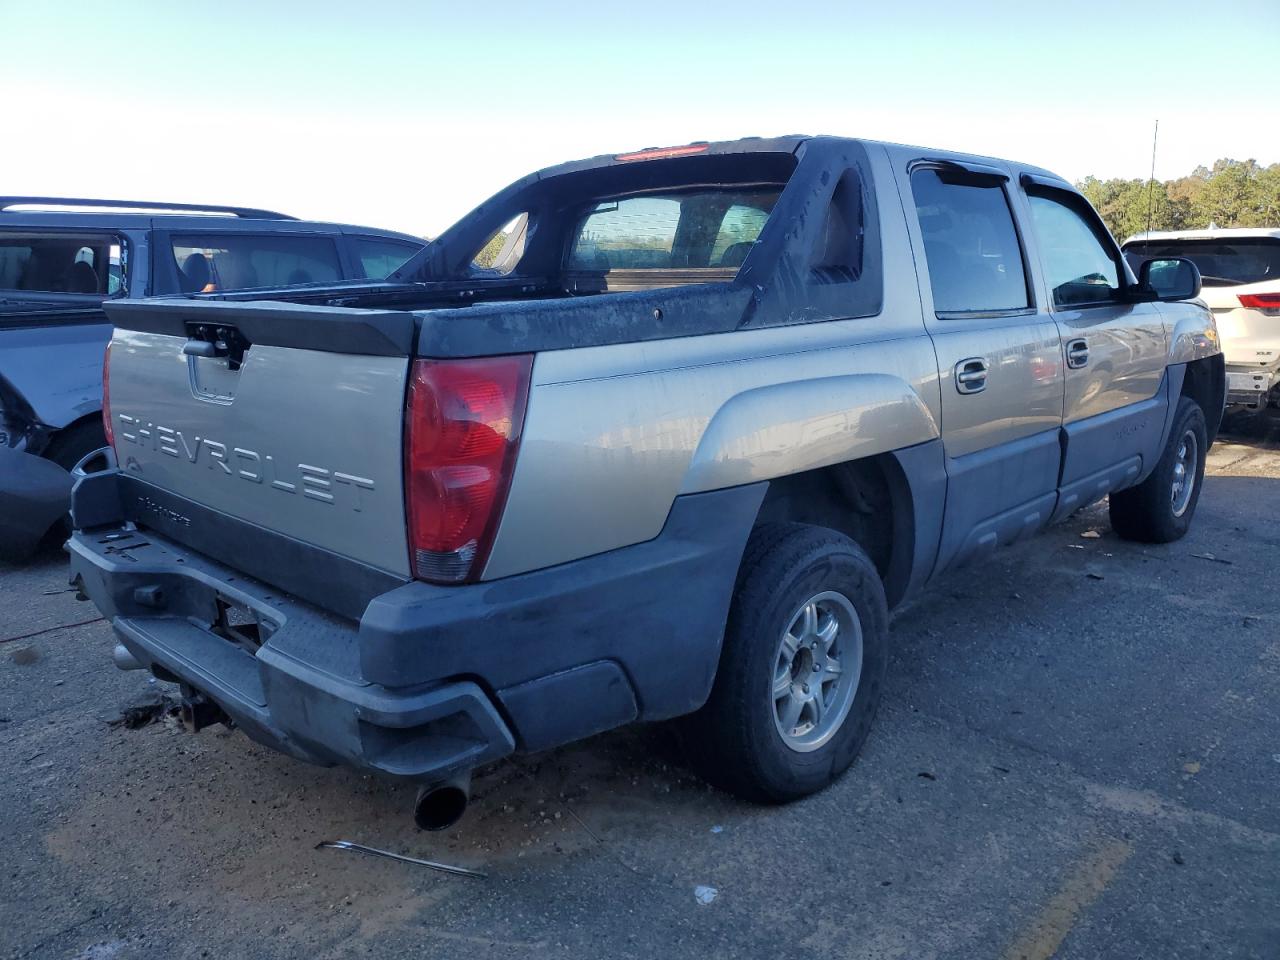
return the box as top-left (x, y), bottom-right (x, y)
top-left (1066, 338), bottom-right (1089, 369)
top-left (955, 357), bottom-right (989, 395)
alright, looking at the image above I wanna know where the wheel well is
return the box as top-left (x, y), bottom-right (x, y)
top-left (753, 454), bottom-right (915, 607)
top-left (1181, 355), bottom-right (1225, 444)
top-left (41, 412), bottom-right (107, 465)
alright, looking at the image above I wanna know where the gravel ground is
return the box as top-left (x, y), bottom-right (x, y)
top-left (2, 412), bottom-right (1278, 960)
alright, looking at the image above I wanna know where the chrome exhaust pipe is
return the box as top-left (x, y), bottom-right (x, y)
top-left (112, 643), bottom-right (144, 671)
top-left (413, 772), bottom-right (471, 831)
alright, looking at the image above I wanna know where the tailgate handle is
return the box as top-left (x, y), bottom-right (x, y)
top-left (182, 339), bottom-right (218, 358)
top-left (183, 323), bottom-right (251, 370)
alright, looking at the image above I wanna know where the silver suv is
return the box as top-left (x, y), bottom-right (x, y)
top-left (68, 137), bottom-right (1225, 828)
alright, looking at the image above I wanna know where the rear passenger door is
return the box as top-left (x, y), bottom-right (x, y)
top-left (0, 230), bottom-right (118, 438)
top-left (1019, 179), bottom-right (1169, 517)
top-left (898, 159), bottom-right (1065, 572)
top-left (151, 231), bottom-right (345, 294)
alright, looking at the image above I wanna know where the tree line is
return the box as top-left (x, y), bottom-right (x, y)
top-left (1077, 159), bottom-right (1280, 241)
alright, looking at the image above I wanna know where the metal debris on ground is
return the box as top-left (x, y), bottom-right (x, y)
top-left (1191, 552), bottom-right (1233, 565)
top-left (709, 825), bottom-right (724, 834)
top-left (1080, 530), bottom-right (1102, 539)
top-left (315, 840), bottom-right (485, 879)
top-left (693, 885), bottom-right (718, 905)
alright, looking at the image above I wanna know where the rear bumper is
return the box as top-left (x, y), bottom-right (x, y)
top-left (1226, 367), bottom-right (1278, 408)
top-left (69, 469), bottom-right (762, 782)
top-left (0, 447), bottom-right (71, 560)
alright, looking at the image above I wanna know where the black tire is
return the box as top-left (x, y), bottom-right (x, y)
top-left (680, 522), bottom-right (889, 803)
top-left (1109, 396), bottom-right (1207, 543)
top-left (42, 420), bottom-right (107, 471)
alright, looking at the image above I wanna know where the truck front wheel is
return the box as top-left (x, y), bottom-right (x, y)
top-left (682, 523), bottom-right (888, 803)
top-left (1110, 396), bottom-right (1208, 543)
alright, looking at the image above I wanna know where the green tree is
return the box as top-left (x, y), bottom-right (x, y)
top-left (1192, 159), bottom-right (1263, 227)
top-left (1076, 158), bottom-right (1280, 235)
top-left (472, 229), bottom-right (507, 269)
top-left (1078, 177), bottom-right (1179, 240)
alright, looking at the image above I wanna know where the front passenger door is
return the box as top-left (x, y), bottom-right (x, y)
top-left (1021, 182), bottom-right (1170, 518)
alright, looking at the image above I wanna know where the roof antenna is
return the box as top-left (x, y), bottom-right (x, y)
top-left (1145, 119), bottom-right (1159, 239)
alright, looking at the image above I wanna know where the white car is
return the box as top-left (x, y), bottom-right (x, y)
top-left (1124, 228), bottom-right (1280, 409)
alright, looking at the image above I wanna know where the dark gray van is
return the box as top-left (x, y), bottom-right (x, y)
top-left (0, 197), bottom-right (424, 558)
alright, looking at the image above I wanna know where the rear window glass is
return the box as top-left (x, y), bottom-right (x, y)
top-left (566, 189), bottom-right (780, 271)
top-left (0, 234), bottom-right (120, 295)
top-left (1123, 239), bottom-right (1280, 287)
top-left (170, 234), bottom-right (342, 292)
top-left (472, 212), bottom-right (529, 275)
top-left (352, 237), bottom-right (422, 279)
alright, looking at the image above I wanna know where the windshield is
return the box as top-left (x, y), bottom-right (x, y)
top-left (1124, 238), bottom-right (1280, 286)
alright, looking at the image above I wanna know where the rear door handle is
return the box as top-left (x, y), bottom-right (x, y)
top-left (1066, 338), bottom-right (1089, 369)
top-left (955, 357), bottom-right (989, 395)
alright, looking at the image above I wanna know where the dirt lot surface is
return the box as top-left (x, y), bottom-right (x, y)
top-left (3, 413), bottom-right (1278, 960)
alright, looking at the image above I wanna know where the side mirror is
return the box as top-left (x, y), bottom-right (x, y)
top-left (1138, 257), bottom-right (1201, 302)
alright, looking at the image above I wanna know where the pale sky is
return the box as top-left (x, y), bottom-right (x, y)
top-left (3, 0), bottom-right (1278, 238)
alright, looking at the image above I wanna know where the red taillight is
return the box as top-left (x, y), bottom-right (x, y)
top-left (102, 342), bottom-right (114, 449)
top-left (1239, 293), bottom-right (1280, 310)
top-left (404, 355), bottom-right (532, 583)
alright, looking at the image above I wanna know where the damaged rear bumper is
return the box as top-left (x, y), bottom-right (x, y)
top-left (69, 523), bottom-right (517, 779)
top-left (1226, 367), bottom-right (1278, 408)
top-left (68, 468), bottom-right (762, 783)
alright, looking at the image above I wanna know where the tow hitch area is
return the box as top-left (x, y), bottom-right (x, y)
top-left (212, 595), bottom-right (274, 651)
top-left (178, 687), bottom-right (230, 733)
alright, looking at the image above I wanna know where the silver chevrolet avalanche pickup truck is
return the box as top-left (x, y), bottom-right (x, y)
top-left (68, 137), bottom-right (1225, 828)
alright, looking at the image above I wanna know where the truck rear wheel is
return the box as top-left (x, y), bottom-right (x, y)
top-left (682, 523), bottom-right (888, 803)
top-left (1109, 396), bottom-right (1208, 543)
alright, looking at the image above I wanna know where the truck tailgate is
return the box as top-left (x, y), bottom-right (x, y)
top-left (103, 299), bottom-right (416, 579)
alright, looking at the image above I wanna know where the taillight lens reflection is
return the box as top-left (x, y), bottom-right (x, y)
top-left (404, 355), bottom-right (532, 583)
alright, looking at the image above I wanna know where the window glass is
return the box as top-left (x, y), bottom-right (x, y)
top-left (566, 189), bottom-right (781, 271)
top-left (170, 234), bottom-right (342, 292)
top-left (710, 203), bottom-right (773, 267)
top-left (472, 212), bottom-right (529, 275)
top-left (1027, 193), bottom-right (1121, 306)
top-left (353, 237), bottom-right (422, 279)
top-left (107, 243), bottom-right (126, 295)
top-left (1123, 238), bottom-right (1280, 287)
top-left (0, 234), bottom-right (116, 294)
top-left (811, 171), bottom-right (864, 283)
top-left (911, 168), bottom-right (1028, 314)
